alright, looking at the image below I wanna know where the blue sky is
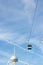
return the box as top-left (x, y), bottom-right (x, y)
top-left (0, 0), bottom-right (43, 65)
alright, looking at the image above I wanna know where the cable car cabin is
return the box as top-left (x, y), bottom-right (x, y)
top-left (27, 44), bottom-right (32, 50)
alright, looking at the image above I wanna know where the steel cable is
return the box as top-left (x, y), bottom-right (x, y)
top-left (28, 0), bottom-right (38, 43)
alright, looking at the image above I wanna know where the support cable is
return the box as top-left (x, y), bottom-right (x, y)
top-left (28, 0), bottom-right (38, 43)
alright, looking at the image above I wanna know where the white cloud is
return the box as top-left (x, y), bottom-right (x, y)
top-left (0, 32), bottom-right (18, 41)
top-left (0, 59), bottom-right (6, 63)
top-left (15, 35), bottom-right (27, 44)
top-left (0, 32), bottom-right (27, 45)
top-left (0, 31), bottom-right (43, 55)
top-left (21, 0), bottom-right (36, 20)
top-left (22, 0), bottom-right (36, 10)
top-left (0, 28), bottom-right (43, 57)
top-left (0, 50), bottom-right (10, 58)
top-left (0, 1), bottom-right (43, 65)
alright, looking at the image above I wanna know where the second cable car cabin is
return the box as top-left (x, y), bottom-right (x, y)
top-left (27, 44), bottom-right (32, 50)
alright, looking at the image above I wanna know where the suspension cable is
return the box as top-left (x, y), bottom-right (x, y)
top-left (28, 0), bottom-right (38, 43)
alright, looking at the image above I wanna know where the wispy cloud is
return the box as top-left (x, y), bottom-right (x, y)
top-left (0, 32), bottom-right (27, 45)
top-left (0, 50), bottom-right (10, 58)
top-left (0, 50), bottom-right (11, 64)
top-left (21, 0), bottom-right (36, 20)
top-left (0, 59), bottom-right (6, 63)
top-left (0, 0), bottom-right (43, 65)
top-left (0, 30), bottom-right (43, 56)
